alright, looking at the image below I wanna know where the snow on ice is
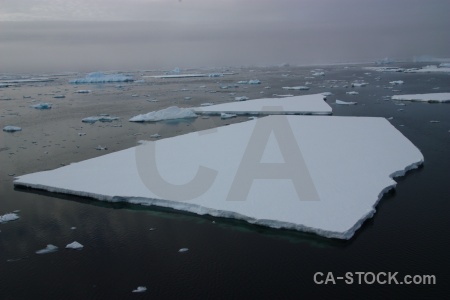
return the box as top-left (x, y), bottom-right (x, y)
top-left (14, 115), bottom-right (423, 239)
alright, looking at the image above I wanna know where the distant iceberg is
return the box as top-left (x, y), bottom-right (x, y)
top-left (129, 106), bottom-right (197, 122)
top-left (70, 72), bottom-right (133, 84)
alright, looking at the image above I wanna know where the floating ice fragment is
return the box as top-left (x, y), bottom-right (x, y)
top-left (429, 120), bottom-right (440, 123)
top-left (312, 72), bottom-right (325, 76)
top-left (3, 126), bottom-right (22, 132)
top-left (70, 72), bottom-right (133, 84)
top-left (178, 248), bottom-right (189, 253)
top-left (321, 92), bottom-right (333, 96)
top-left (220, 112), bottom-right (237, 119)
top-left (248, 79), bottom-right (261, 84)
top-left (95, 146), bottom-right (107, 151)
top-left (346, 91), bottom-right (359, 95)
top-left (150, 134), bottom-right (161, 138)
top-left (66, 241), bottom-right (83, 249)
top-left (351, 82), bottom-right (368, 87)
top-left (31, 103), bottom-right (52, 110)
top-left (129, 106), bottom-right (197, 122)
top-left (53, 95), bottom-right (65, 99)
top-left (237, 81), bottom-right (248, 84)
top-left (36, 244), bottom-right (58, 254)
top-left (336, 100), bottom-right (357, 105)
top-left (132, 286), bottom-right (147, 293)
top-left (391, 93), bottom-right (450, 103)
top-left (82, 116), bottom-right (119, 124)
top-left (282, 86), bottom-right (310, 90)
top-left (14, 116), bottom-right (424, 239)
top-left (0, 213), bottom-right (19, 223)
top-left (390, 80), bottom-right (404, 85)
top-left (76, 90), bottom-right (91, 93)
top-left (200, 103), bottom-right (214, 106)
top-left (273, 94), bottom-right (294, 97)
top-left (235, 96), bottom-right (249, 101)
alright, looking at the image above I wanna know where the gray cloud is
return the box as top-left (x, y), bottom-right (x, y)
top-left (1, 0), bottom-right (449, 73)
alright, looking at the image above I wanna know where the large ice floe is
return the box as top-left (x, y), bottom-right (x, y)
top-left (129, 106), bottom-right (198, 122)
top-left (0, 213), bottom-right (19, 223)
top-left (15, 115), bottom-right (423, 239)
top-left (392, 93), bottom-right (450, 103)
top-left (194, 94), bottom-right (332, 115)
top-left (70, 72), bottom-right (133, 84)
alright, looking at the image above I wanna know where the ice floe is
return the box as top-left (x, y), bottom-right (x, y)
top-left (132, 286), bottom-right (147, 293)
top-left (0, 213), bottom-right (19, 223)
top-left (351, 82), bottom-right (368, 87)
top-left (391, 93), bottom-right (450, 103)
top-left (282, 86), bottom-right (310, 90)
top-left (31, 103), bottom-right (52, 110)
top-left (14, 116), bottom-right (423, 239)
top-left (194, 94), bottom-right (332, 115)
top-left (82, 116), bottom-right (119, 124)
top-left (145, 73), bottom-right (224, 79)
top-left (235, 96), bottom-right (249, 101)
top-left (390, 80), bottom-right (404, 85)
top-left (70, 72), bottom-right (133, 84)
top-left (3, 126), bottom-right (22, 132)
top-left (36, 244), bottom-right (58, 254)
top-left (346, 91), bottom-right (359, 95)
top-left (66, 241), bottom-right (84, 249)
top-left (129, 106), bottom-right (197, 122)
top-left (336, 100), bottom-right (357, 105)
top-left (220, 113), bottom-right (237, 119)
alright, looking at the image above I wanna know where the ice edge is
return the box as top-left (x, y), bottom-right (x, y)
top-left (14, 157), bottom-right (423, 240)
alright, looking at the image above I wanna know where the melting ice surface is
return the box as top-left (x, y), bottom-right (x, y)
top-left (14, 115), bottom-right (423, 239)
top-left (129, 106), bottom-right (197, 122)
top-left (194, 94), bottom-right (332, 115)
top-left (391, 93), bottom-right (450, 103)
top-left (70, 72), bottom-right (133, 84)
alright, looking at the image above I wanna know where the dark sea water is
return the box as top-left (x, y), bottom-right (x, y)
top-left (0, 64), bottom-right (449, 299)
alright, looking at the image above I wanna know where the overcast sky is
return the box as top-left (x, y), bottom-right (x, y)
top-left (1, 0), bottom-right (449, 73)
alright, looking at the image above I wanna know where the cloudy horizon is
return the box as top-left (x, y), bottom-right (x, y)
top-left (1, 0), bottom-right (449, 73)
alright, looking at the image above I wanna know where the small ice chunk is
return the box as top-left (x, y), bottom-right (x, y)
top-left (184, 97), bottom-right (192, 100)
top-left (346, 91), bottom-right (359, 95)
top-left (76, 90), bottom-right (91, 93)
top-left (312, 72), bottom-right (325, 76)
top-left (336, 100), bottom-right (357, 105)
top-left (129, 106), bottom-right (197, 122)
top-left (390, 80), bottom-right (404, 85)
top-left (95, 146), bottom-right (107, 151)
top-left (53, 95), bottom-right (65, 99)
top-left (66, 241), bottom-right (84, 249)
top-left (0, 213), bottom-right (19, 223)
top-left (36, 244), bottom-right (58, 254)
top-left (321, 92), bottom-right (333, 96)
top-left (248, 79), bottom-right (261, 84)
top-left (351, 82), bottom-right (368, 87)
top-left (273, 94), bottom-right (294, 97)
top-left (132, 286), bottom-right (147, 293)
top-left (235, 96), bottom-right (249, 101)
top-left (282, 86), bottom-right (310, 90)
top-left (31, 103), bottom-right (52, 110)
top-left (220, 112), bottom-right (237, 119)
top-left (3, 126), bottom-right (22, 132)
top-left (70, 227), bottom-right (77, 230)
top-left (429, 120), bottom-right (440, 123)
top-left (200, 103), bottom-right (214, 106)
top-left (237, 81), bottom-right (248, 84)
top-left (178, 248), bottom-right (189, 253)
top-left (82, 116), bottom-right (119, 124)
